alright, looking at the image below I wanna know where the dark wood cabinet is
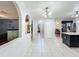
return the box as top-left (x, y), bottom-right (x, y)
top-left (62, 33), bottom-right (79, 47)
top-left (0, 33), bottom-right (8, 45)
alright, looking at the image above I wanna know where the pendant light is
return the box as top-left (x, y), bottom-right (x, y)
top-left (42, 7), bottom-right (52, 18)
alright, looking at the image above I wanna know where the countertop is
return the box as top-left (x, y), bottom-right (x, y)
top-left (62, 32), bottom-right (79, 35)
top-left (8, 29), bottom-right (18, 30)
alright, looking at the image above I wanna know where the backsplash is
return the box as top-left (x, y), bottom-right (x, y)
top-left (0, 19), bottom-right (18, 34)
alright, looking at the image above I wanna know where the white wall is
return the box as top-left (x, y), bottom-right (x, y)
top-left (76, 18), bottom-right (79, 32)
top-left (33, 19), bottom-right (55, 40)
top-left (33, 20), bottom-right (38, 40)
top-left (33, 19), bottom-right (44, 40)
top-left (39, 21), bottom-right (44, 37)
top-left (13, 1), bottom-right (30, 37)
top-left (44, 19), bottom-right (55, 39)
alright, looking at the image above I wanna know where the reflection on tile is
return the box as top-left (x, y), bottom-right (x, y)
top-left (0, 34), bottom-right (79, 57)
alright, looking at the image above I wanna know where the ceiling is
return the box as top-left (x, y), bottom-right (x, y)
top-left (0, 1), bottom-right (78, 20)
top-left (24, 1), bottom-right (79, 20)
top-left (0, 1), bottom-right (18, 19)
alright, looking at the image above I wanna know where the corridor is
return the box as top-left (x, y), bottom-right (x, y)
top-left (0, 1), bottom-right (79, 57)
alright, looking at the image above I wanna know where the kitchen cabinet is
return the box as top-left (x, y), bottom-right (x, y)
top-left (7, 29), bottom-right (18, 41)
top-left (62, 32), bottom-right (79, 47)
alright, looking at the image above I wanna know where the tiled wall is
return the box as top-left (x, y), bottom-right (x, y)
top-left (0, 19), bottom-right (18, 35)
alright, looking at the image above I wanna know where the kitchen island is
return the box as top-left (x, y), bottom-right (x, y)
top-left (62, 32), bottom-right (79, 47)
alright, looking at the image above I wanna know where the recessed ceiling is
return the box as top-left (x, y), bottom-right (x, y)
top-left (0, 1), bottom-right (18, 19)
top-left (24, 1), bottom-right (79, 20)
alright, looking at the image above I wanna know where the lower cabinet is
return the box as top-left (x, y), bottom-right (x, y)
top-left (62, 34), bottom-right (70, 46)
top-left (62, 33), bottom-right (79, 47)
top-left (0, 33), bottom-right (7, 45)
top-left (0, 30), bottom-right (18, 45)
top-left (7, 30), bottom-right (18, 41)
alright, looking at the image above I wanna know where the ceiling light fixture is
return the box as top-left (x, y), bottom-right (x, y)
top-left (71, 11), bottom-right (79, 18)
top-left (42, 7), bottom-right (52, 18)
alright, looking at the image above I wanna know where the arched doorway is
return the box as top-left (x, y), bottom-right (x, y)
top-left (0, 1), bottom-right (20, 45)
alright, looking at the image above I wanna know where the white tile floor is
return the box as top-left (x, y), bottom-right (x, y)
top-left (0, 34), bottom-right (79, 57)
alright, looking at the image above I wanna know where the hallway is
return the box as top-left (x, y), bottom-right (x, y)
top-left (0, 1), bottom-right (79, 58)
top-left (0, 34), bottom-right (79, 57)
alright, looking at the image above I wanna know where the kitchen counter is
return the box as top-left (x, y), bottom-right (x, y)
top-left (8, 29), bottom-right (18, 30)
top-left (62, 32), bottom-right (79, 47)
top-left (63, 32), bottom-right (79, 35)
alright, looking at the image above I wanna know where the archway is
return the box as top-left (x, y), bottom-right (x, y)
top-left (13, 1), bottom-right (31, 37)
top-left (0, 1), bottom-right (22, 45)
top-left (12, 1), bottom-right (22, 37)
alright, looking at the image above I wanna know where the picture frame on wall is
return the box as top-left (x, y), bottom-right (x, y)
top-left (25, 15), bottom-right (30, 33)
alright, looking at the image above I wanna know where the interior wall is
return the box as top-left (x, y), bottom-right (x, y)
top-left (33, 19), bottom-right (56, 40)
top-left (32, 19), bottom-right (44, 40)
top-left (13, 1), bottom-right (30, 37)
top-left (0, 20), bottom-right (18, 35)
top-left (44, 19), bottom-right (55, 39)
top-left (38, 20), bottom-right (44, 37)
top-left (33, 20), bottom-right (38, 40)
top-left (76, 18), bottom-right (79, 32)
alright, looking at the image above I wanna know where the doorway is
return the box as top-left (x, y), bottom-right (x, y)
top-left (0, 1), bottom-right (19, 45)
top-left (33, 19), bottom-right (55, 39)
